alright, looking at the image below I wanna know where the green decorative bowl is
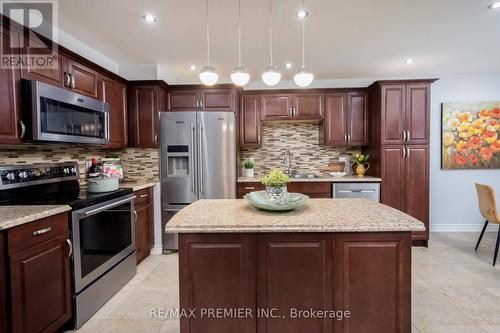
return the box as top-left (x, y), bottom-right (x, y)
top-left (244, 191), bottom-right (309, 211)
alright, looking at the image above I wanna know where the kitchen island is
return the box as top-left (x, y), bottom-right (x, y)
top-left (166, 198), bottom-right (425, 333)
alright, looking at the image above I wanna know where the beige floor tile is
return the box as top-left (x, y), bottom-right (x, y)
top-left (76, 319), bottom-right (164, 333)
top-left (415, 324), bottom-right (487, 333)
top-left (481, 325), bottom-right (500, 333)
top-left (159, 320), bottom-right (181, 333)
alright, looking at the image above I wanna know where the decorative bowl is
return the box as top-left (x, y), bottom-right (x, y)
top-left (329, 171), bottom-right (347, 177)
top-left (244, 191), bottom-right (309, 211)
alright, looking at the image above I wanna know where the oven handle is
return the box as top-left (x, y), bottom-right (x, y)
top-left (81, 196), bottom-right (135, 217)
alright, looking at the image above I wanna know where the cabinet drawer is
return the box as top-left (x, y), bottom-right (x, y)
top-left (237, 182), bottom-right (265, 198)
top-left (8, 213), bottom-right (69, 254)
top-left (134, 187), bottom-right (153, 207)
top-left (287, 182), bottom-right (331, 197)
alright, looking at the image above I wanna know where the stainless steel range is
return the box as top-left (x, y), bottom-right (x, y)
top-left (0, 162), bottom-right (136, 329)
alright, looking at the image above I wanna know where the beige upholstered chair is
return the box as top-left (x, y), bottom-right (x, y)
top-left (474, 183), bottom-right (500, 266)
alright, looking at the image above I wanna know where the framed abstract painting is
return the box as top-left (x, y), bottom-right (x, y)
top-left (442, 101), bottom-right (500, 170)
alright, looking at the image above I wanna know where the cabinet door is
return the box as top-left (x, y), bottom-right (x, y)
top-left (381, 146), bottom-right (405, 211)
top-left (257, 233), bottom-right (333, 333)
top-left (405, 83), bottom-right (430, 144)
top-left (130, 86), bottom-right (158, 148)
top-left (0, 233), bottom-right (7, 333)
top-left (334, 232), bottom-right (411, 333)
top-left (202, 89), bottom-right (236, 111)
top-left (0, 33), bottom-right (23, 144)
top-left (323, 93), bottom-right (347, 146)
top-left (168, 90), bottom-right (200, 111)
top-left (135, 202), bottom-right (153, 264)
top-left (101, 77), bottom-right (128, 148)
top-left (20, 51), bottom-right (67, 88)
top-left (179, 234), bottom-right (256, 333)
top-left (292, 93), bottom-right (324, 120)
top-left (240, 94), bottom-right (261, 147)
top-left (67, 59), bottom-right (99, 98)
top-left (381, 85), bottom-right (406, 145)
top-left (10, 234), bottom-right (72, 333)
top-left (261, 94), bottom-right (293, 120)
top-left (347, 91), bottom-right (368, 145)
top-left (404, 145), bottom-right (429, 240)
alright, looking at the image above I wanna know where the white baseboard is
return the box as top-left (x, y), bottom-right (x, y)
top-left (150, 245), bottom-right (163, 255)
top-left (430, 223), bottom-right (497, 232)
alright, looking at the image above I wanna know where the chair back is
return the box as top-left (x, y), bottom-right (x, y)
top-left (475, 183), bottom-right (500, 223)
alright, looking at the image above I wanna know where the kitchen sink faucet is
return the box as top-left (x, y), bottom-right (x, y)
top-left (282, 150), bottom-right (294, 176)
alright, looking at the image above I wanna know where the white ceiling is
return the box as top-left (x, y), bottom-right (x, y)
top-left (58, 0), bottom-right (500, 84)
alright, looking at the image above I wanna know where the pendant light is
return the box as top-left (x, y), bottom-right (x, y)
top-left (231, 0), bottom-right (250, 86)
top-left (199, 0), bottom-right (219, 86)
top-left (261, 0), bottom-right (281, 86)
top-left (293, 0), bottom-right (313, 87)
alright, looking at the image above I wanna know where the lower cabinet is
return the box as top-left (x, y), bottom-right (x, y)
top-left (135, 187), bottom-right (154, 264)
top-left (0, 233), bottom-right (7, 333)
top-left (179, 232), bottom-right (411, 333)
top-left (6, 213), bottom-right (72, 333)
top-left (237, 182), bottom-right (331, 198)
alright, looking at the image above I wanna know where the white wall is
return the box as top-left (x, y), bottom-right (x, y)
top-left (430, 75), bottom-right (500, 232)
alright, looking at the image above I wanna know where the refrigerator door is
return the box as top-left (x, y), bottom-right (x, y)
top-left (160, 112), bottom-right (198, 205)
top-left (197, 112), bottom-right (236, 199)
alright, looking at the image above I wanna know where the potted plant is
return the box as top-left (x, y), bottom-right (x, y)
top-left (261, 169), bottom-right (290, 205)
top-left (243, 159), bottom-right (255, 178)
top-left (353, 154), bottom-right (370, 176)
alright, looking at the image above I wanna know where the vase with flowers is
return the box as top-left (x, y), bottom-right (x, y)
top-left (261, 169), bottom-right (290, 205)
top-left (353, 154), bottom-right (370, 176)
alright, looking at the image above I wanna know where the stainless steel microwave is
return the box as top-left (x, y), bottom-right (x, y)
top-left (22, 80), bottom-right (110, 144)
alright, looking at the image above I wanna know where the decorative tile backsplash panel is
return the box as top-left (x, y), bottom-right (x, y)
top-left (240, 122), bottom-right (360, 176)
top-left (0, 144), bottom-right (158, 183)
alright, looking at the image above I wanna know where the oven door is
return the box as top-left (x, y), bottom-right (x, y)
top-left (71, 195), bottom-right (135, 292)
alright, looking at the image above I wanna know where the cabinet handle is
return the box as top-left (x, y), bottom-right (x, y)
top-left (32, 226), bottom-right (52, 236)
top-left (244, 186), bottom-right (255, 190)
top-left (200, 99), bottom-right (204, 109)
top-left (406, 130), bottom-right (410, 141)
top-left (154, 134), bottom-right (158, 144)
top-left (347, 134), bottom-right (351, 143)
top-left (64, 72), bottom-right (70, 87)
top-left (402, 130), bottom-right (406, 142)
top-left (406, 147), bottom-right (410, 158)
top-left (402, 147), bottom-right (406, 158)
top-left (70, 74), bottom-right (76, 89)
top-left (196, 100), bottom-right (200, 109)
top-left (19, 120), bottom-right (25, 139)
top-left (140, 194), bottom-right (149, 198)
top-left (133, 210), bottom-right (138, 222)
top-left (66, 239), bottom-right (72, 258)
top-left (344, 134), bottom-right (347, 143)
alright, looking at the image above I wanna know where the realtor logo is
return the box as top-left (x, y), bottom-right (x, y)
top-left (0, 0), bottom-right (58, 69)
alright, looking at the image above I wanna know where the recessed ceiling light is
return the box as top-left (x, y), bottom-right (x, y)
top-left (296, 9), bottom-right (309, 19)
top-left (285, 62), bottom-right (293, 69)
top-left (404, 58), bottom-right (414, 64)
top-left (189, 65), bottom-right (196, 70)
top-left (489, 2), bottom-right (500, 9)
top-left (143, 14), bottom-right (157, 23)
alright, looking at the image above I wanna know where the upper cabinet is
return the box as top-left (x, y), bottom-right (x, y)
top-left (168, 87), bottom-right (236, 112)
top-left (100, 76), bottom-right (128, 148)
top-left (239, 94), bottom-right (261, 148)
top-left (66, 59), bottom-right (99, 99)
top-left (128, 81), bottom-right (167, 148)
top-left (261, 92), bottom-right (323, 121)
top-left (378, 82), bottom-right (431, 145)
top-left (322, 91), bottom-right (368, 146)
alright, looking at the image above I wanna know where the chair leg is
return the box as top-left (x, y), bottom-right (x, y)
top-left (475, 220), bottom-right (489, 251)
top-left (494, 226), bottom-right (500, 266)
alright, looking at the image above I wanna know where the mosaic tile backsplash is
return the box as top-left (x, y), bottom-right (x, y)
top-left (0, 144), bottom-right (158, 183)
top-left (240, 122), bottom-right (361, 176)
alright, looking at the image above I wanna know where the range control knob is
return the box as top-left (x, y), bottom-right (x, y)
top-left (19, 171), bottom-right (28, 180)
top-left (6, 172), bottom-right (16, 181)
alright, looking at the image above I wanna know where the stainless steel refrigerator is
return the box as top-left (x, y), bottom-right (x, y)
top-left (160, 111), bottom-right (236, 251)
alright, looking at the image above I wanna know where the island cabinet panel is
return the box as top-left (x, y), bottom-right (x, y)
top-left (239, 94), bottom-right (261, 148)
top-left (256, 234), bottom-right (334, 333)
top-left (179, 234), bottom-right (256, 333)
top-left (333, 232), bottom-right (411, 333)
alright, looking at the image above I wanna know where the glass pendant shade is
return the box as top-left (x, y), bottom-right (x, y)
top-left (199, 66), bottom-right (219, 86)
top-left (230, 66), bottom-right (250, 86)
top-left (293, 68), bottom-right (314, 87)
top-left (261, 65), bottom-right (281, 86)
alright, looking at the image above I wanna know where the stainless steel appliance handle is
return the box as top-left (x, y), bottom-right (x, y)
top-left (133, 210), bottom-right (138, 222)
top-left (19, 120), bottom-right (25, 139)
top-left (190, 123), bottom-right (195, 193)
top-left (82, 197), bottom-right (134, 217)
top-left (32, 226), bottom-right (52, 236)
top-left (338, 189), bottom-right (376, 193)
top-left (165, 208), bottom-right (182, 212)
top-left (66, 239), bottom-right (72, 257)
top-left (198, 123), bottom-right (203, 193)
top-left (105, 112), bottom-right (110, 140)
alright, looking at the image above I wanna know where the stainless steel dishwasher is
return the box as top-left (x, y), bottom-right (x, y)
top-left (332, 182), bottom-right (381, 202)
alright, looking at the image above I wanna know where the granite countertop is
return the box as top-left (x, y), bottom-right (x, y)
top-left (119, 180), bottom-right (159, 192)
top-left (0, 205), bottom-right (72, 231)
top-left (238, 175), bottom-right (382, 183)
top-left (165, 198), bottom-right (425, 233)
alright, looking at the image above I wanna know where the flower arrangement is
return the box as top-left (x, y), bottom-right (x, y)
top-left (353, 154), bottom-right (370, 165)
top-left (243, 159), bottom-right (254, 169)
top-left (442, 103), bottom-right (500, 169)
top-left (261, 169), bottom-right (290, 188)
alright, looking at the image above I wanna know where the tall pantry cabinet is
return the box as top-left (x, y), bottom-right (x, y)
top-left (366, 79), bottom-right (436, 246)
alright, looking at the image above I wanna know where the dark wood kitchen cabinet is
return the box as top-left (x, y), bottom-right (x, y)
top-left (7, 213), bottom-right (72, 333)
top-left (261, 92), bottom-right (323, 121)
top-left (128, 81), bottom-right (167, 148)
top-left (0, 233), bottom-right (7, 333)
top-left (0, 32), bottom-right (23, 144)
top-left (239, 94), bottom-right (261, 147)
top-left (66, 59), bottom-right (99, 99)
top-left (100, 76), bottom-right (128, 148)
top-left (135, 187), bottom-right (154, 264)
top-left (322, 91), bottom-right (367, 146)
top-left (168, 87), bottom-right (236, 112)
top-left (237, 182), bottom-right (331, 199)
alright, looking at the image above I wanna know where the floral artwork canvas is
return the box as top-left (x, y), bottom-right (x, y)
top-left (442, 102), bottom-right (500, 170)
